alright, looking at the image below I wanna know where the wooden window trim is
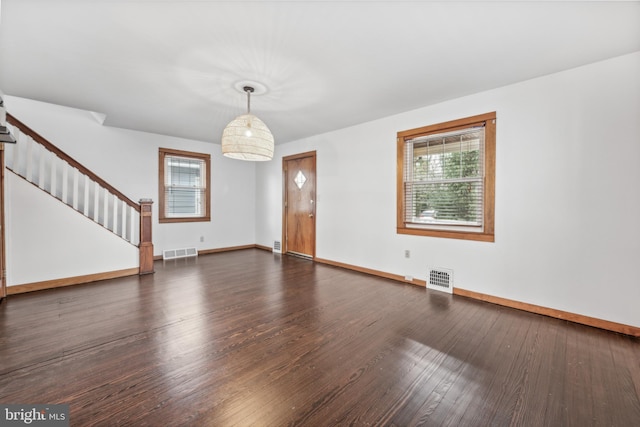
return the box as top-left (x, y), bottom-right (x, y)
top-left (396, 112), bottom-right (496, 242)
top-left (159, 147), bottom-right (211, 223)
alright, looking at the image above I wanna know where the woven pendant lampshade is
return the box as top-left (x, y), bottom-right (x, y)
top-left (221, 86), bottom-right (274, 161)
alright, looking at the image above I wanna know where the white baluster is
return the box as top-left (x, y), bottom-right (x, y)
top-left (133, 210), bottom-right (140, 246)
top-left (113, 195), bottom-right (118, 235)
top-left (130, 206), bottom-right (136, 245)
top-left (4, 125), bottom-right (14, 170)
top-left (3, 135), bottom-right (12, 170)
top-left (25, 136), bottom-right (33, 181)
top-left (62, 163), bottom-right (68, 204)
top-left (11, 128), bottom-right (20, 174)
top-left (38, 143), bottom-right (46, 189)
top-left (50, 153), bottom-right (57, 198)
top-left (94, 181), bottom-right (100, 223)
top-left (103, 189), bottom-right (109, 230)
top-left (72, 168), bottom-right (79, 210)
top-left (3, 142), bottom-right (13, 170)
top-left (121, 201), bottom-right (127, 240)
top-left (83, 175), bottom-right (90, 216)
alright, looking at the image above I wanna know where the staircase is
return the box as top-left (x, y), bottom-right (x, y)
top-left (5, 114), bottom-right (153, 274)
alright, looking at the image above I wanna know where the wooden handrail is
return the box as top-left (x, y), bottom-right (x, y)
top-left (7, 113), bottom-right (140, 212)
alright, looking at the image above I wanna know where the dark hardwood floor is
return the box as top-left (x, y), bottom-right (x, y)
top-left (1, 249), bottom-right (639, 426)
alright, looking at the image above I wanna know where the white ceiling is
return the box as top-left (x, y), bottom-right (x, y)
top-left (1, 1), bottom-right (639, 145)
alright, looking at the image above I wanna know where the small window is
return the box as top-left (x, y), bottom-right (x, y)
top-left (397, 112), bottom-right (495, 242)
top-left (159, 148), bottom-right (211, 223)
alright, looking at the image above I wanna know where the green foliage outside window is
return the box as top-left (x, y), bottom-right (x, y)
top-left (413, 150), bottom-right (481, 224)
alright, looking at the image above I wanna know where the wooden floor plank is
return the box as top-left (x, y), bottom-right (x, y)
top-left (1, 249), bottom-right (639, 426)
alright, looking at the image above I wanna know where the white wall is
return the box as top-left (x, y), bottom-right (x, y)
top-left (256, 52), bottom-right (640, 328)
top-left (5, 96), bottom-right (256, 285)
top-left (4, 53), bottom-right (639, 328)
top-left (5, 173), bottom-right (138, 285)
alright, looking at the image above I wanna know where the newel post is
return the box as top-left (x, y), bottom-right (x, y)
top-left (139, 198), bottom-right (155, 275)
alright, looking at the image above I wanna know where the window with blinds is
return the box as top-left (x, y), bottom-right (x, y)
top-left (159, 148), bottom-right (211, 223)
top-left (405, 127), bottom-right (484, 227)
top-left (397, 112), bottom-right (496, 242)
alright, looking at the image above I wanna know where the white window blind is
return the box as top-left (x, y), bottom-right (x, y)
top-left (404, 126), bottom-right (485, 230)
top-left (164, 155), bottom-right (206, 217)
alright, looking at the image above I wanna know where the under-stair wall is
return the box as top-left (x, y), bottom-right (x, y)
top-left (6, 172), bottom-right (141, 290)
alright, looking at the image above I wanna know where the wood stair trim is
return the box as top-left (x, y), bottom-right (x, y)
top-left (6, 268), bottom-right (140, 294)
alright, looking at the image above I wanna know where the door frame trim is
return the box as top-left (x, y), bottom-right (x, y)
top-left (282, 150), bottom-right (317, 259)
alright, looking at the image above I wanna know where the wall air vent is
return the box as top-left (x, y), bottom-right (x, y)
top-left (427, 267), bottom-right (454, 294)
top-left (273, 240), bottom-right (282, 254)
top-left (163, 247), bottom-right (198, 260)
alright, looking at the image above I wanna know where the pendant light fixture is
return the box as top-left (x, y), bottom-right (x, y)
top-left (221, 86), bottom-right (274, 161)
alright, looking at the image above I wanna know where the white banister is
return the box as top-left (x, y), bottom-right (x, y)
top-left (6, 121), bottom-right (142, 246)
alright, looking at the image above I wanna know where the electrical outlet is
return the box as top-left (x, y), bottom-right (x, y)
top-left (200, 236), bottom-right (204, 242)
top-left (404, 275), bottom-right (414, 282)
top-left (404, 250), bottom-right (410, 258)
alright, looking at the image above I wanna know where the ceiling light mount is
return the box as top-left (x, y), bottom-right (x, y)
top-left (233, 80), bottom-right (268, 96)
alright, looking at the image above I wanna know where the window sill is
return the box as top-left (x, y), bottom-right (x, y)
top-left (159, 216), bottom-right (211, 224)
top-left (397, 226), bottom-right (494, 242)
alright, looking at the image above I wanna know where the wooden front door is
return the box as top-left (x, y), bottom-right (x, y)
top-left (284, 151), bottom-right (316, 258)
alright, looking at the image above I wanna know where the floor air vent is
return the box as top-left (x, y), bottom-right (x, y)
top-left (163, 247), bottom-right (198, 260)
top-left (273, 240), bottom-right (282, 254)
top-left (427, 267), bottom-right (454, 294)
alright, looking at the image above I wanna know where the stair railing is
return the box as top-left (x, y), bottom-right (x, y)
top-left (5, 113), bottom-right (154, 274)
